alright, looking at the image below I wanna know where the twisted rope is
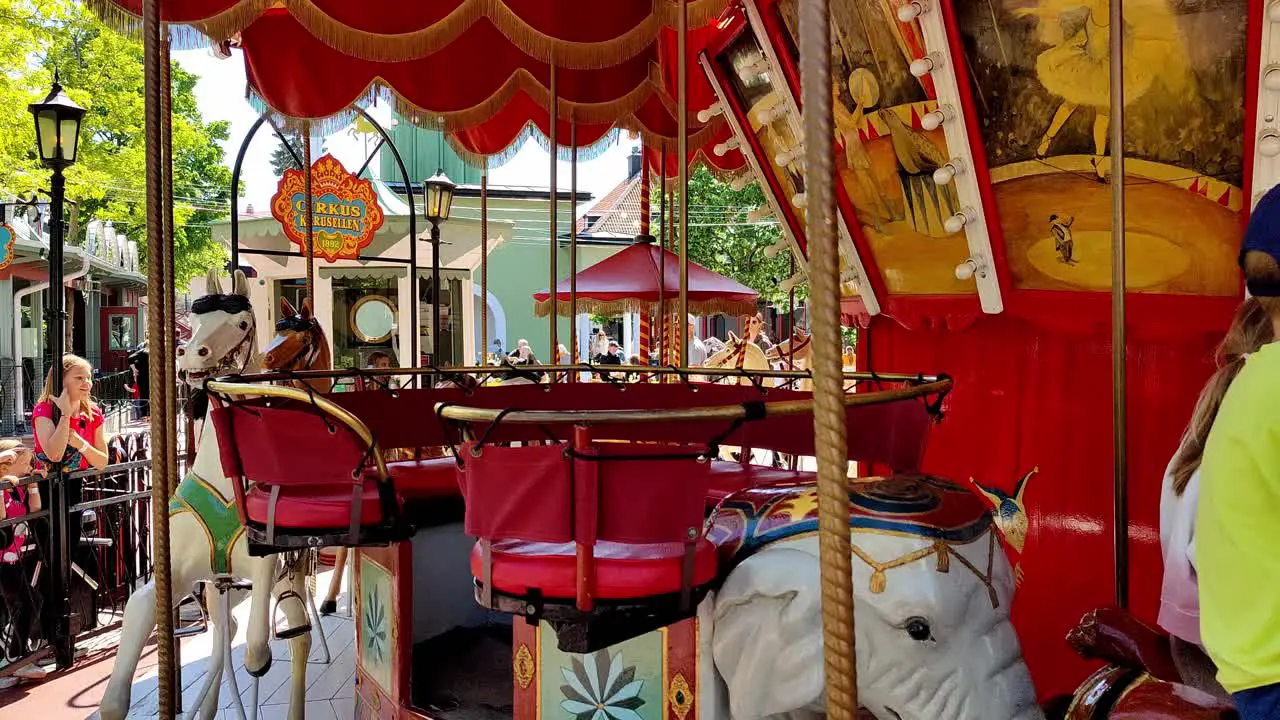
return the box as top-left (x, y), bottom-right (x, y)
top-left (304, 123), bottom-right (315, 301)
top-left (801, 0), bottom-right (857, 716)
top-left (143, 3), bottom-right (175, 716)
top-left (161, 40), bottom-right (179, 495)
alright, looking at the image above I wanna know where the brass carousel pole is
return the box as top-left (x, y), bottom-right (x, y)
top-left (549, 64), bottom-right (559, 373)
top-left (569, 116), bottom-right (578, 379)
top-left (1109, 0), bottom-right (1129, 610)
top-left (801, 0), bottom-right (857, 715)
top-left (658, 149), bottom-right (668, 369)
top-left (160, 41), bottom-right (178, 497)
top-left (304, 123), bottom-right (315, 301)
top-left (143, 1), bottom-right (176, 716)
top-left (478, 166), bottom-right (481, 358)
top-left (677, 0), bottom-right (689, 367)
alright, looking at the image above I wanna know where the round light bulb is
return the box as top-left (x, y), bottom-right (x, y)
top-left (897, 1), bottom-right (924, 22)
top-left (792, 192), bottom-right (807, 208)
top-left (921, 110), bottom-right (946, 132)
top-left (944, 211), bottom-right (968, 234)
top-left (909, 56), bottom-right (935, 78)
top-left (1266, 68), bottom-right (1280, 93)
top-left (1270, 0), bottom-right (1280, 22)
top-left (933, 162), bottom-right (958, 185)
top-left (955, 260), bottom-right (977, 281)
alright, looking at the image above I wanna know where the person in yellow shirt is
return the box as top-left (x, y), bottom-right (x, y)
top-left (1198, 183), bottom-right (1280, 717)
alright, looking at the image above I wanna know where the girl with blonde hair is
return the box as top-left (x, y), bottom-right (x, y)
top-left (33, 354), bottom-right (109, 472)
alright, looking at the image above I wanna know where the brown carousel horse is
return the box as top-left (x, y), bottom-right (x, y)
top-left (258, 296), bottom-right (353, 618)
top-left (1051, 608), bottom-right (1235, 719)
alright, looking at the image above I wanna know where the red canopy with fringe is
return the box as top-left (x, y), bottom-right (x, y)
top-left (532, 240), bottom-right (757, 318)
top-left (88, 0), bottom-right (748, 174)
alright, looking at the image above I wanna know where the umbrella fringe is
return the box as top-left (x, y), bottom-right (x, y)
top-left (533, 297), bottom-right (756, 318)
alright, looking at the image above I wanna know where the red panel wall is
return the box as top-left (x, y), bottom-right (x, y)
top-left (867, 309), bottom-right (1222, 699)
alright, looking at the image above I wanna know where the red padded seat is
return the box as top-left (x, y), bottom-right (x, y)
top-left (244, 479), bottom-right (396, 529)
top-left (365, 457), bottom-right (461, 500)
top-left (469, 538), bottom-right (719, 600)
top-left (705, 461), bottom-right (814, 507)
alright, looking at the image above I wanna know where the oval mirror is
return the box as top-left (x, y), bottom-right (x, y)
top-left (351, 295), bottom-right (397, 343)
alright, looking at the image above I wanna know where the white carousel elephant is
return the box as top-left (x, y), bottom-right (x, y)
top-left (700, 477), bottom-right (1044, 720)
top-left (100, 271), bottom-right (312, 720)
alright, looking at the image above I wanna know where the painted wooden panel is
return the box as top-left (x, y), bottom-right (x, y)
top-left (956, 0), bottom-right (1247, 295)
top-left (769, 0), bottom-right (975, 295)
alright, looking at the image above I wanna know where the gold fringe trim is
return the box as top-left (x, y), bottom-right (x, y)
top-left (288, 0), bottom-right (731, 67)
top-left (85, 0), bottom-right (728, 68)
top-left (534, 296), bottom-right (755, 318)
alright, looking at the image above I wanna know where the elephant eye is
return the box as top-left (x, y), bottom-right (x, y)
top-left (902, 617), bottom-right (933, 642)
top-left (239, 321), bottom-right (249, 330)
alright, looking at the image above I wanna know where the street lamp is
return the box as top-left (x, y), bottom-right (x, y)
top-left (28, 72), bottom-right (83, 670)
top-left (422, 170), bottom-right (455, 365)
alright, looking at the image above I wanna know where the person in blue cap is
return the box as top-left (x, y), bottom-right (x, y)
top-left (1198, 183), bottom-right (1280, 718)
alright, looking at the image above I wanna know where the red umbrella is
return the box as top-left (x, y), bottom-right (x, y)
top-left (533, 240), bottom-right (757, 317)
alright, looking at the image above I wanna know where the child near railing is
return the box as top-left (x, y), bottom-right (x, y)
top-left (0, 439), bottom-right (48, 687)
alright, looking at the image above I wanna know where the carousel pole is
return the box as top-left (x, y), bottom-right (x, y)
top-left (304, 123), bottom-right (315, 302)
top-left (143, 1), bottom-right (177, 716)
top-left (481, 168), bottom-right (488, 362)
top-left (639, 142), bottom-right (651, 362)
top-left (161, 39), bottom-right (178, 496)
top-left (658, 149), bottom-right (668, 369)
top-left (1109, 0), bottom-right (1129, 610)
top-left (569, 116), bottom-right (578, 379)
top-left (801, 0), bottom-right (857, 716)
top-left (677, 0), bottom-right (689, 367)
top-left (549, 64), bottom-right (559, 373)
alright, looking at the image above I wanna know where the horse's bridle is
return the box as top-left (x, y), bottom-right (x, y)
top-left (270, 318), bottom-right (323, 373)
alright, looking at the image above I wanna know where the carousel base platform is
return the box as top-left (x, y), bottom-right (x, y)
top-left (410, 626), bottom-right (512, 720)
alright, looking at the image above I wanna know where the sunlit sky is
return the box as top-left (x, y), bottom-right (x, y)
top-left (174, 48), bottom-right (639, 212)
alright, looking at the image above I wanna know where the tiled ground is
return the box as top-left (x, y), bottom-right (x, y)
top-left (0, 569), bottom-right (356, 720)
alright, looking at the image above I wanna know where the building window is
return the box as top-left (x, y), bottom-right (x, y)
top-left (419, 272), bottom-right (465, 367)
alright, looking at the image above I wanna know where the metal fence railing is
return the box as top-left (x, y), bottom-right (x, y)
top-left (0, 427), bottom-right (155, 677)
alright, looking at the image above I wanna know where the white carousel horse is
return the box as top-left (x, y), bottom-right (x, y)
top-left (700, 477), bottom-right (1044, 720)
top-left (699, 331), bottom-right (772, 385)
top-left (766, 327), bottom-right (813, 391)
top-left (100, 270), bottom-right (312, 720)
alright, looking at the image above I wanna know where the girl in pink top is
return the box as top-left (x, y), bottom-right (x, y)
top-left (1160, 298), bottom-right (1273, 699)
top-left (32, 354), bottom-right (109, 473)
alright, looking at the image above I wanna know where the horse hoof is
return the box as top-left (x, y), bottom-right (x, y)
top-left (319, 600), bottom-right (337, 616)
top-left (246, 656), bottom-right (272, 678)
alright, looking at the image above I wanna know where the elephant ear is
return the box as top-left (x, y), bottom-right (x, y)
top-left (713, 547), bottom-right (826, 720)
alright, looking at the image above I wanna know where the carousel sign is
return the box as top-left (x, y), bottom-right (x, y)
top-left (0, 224), bottom-right (15, 271)
top-left (270, 153), bottom-right (385, 263)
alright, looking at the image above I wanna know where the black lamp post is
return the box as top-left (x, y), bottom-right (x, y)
top-left (29, 73), bottom-right (83, 669)
top-left (422, 170), bottom-right (455, 366)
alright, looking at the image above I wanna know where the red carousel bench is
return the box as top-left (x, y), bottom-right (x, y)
top-left (457, 431), bottom-right (715, 653)
top-left (208, 385), bottom-right (417, 553)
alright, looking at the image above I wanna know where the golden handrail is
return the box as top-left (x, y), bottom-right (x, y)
top-left (215, 363), bottom-right (942, 385)
top-left (434, 378), bottom-right (951, 426)
top-left (205, 381), bottom-right (390, 479)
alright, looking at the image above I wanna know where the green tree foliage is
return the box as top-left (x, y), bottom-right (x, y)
top-left (269, 132), bottom-right (304, 177)
top-left (0, 0), bottom-right (232, 289)
top-left (651, 165), bottom-right (799, 304)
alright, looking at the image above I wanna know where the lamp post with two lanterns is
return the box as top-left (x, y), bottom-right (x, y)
top-left (422, 170), bottom-right (455, 366)
top-left (28, 72), bottom-right (85, 669)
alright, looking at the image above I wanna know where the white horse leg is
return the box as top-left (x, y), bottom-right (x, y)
top-left (278, 570), bottom-right (313, 720)
top-left (100, 580), bottom-right (158, 720)
top-left (188, 582), bottom-right (229, 720)
top-left (244, 556), bottom-right (276, 677)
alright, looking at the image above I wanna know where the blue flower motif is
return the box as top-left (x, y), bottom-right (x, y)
top-left (559, 650), bottom-right (645, 720)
